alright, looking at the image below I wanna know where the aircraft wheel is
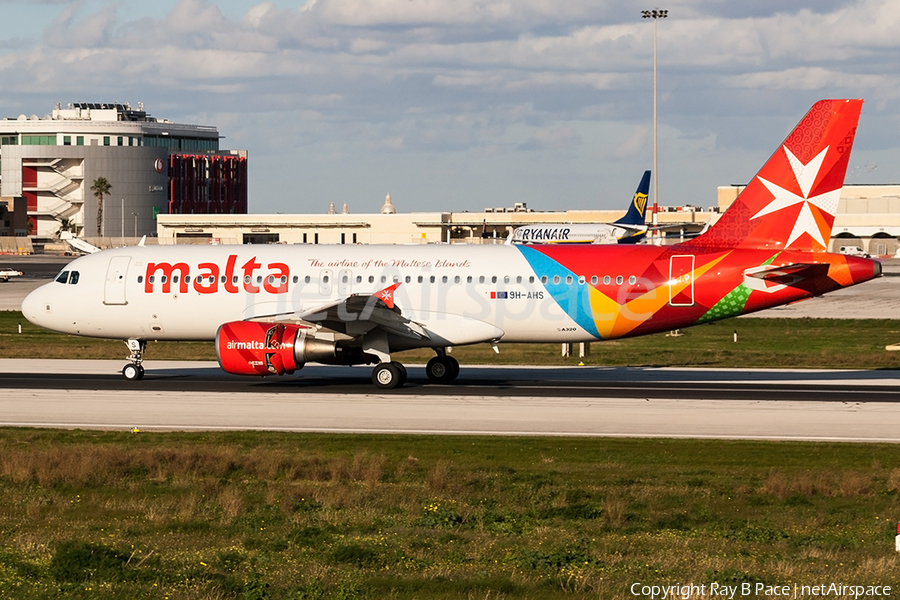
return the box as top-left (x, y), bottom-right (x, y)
top-left (123, 364), bottom-right (142, 381)
top-left (426, 355), bottom-right (459, 383)
top-left (446, 356), bottom-right (460, 381)
top-left (394, 362), bottom-right (408, 386)
top-left (372, 362), bottom-right (404, 389)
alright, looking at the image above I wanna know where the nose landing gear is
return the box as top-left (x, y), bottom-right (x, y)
top-left (123, 339), bottom-right (146, 380)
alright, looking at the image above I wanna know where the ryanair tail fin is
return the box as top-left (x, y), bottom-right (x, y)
top-left (692, 99), bottom-right (863, 252)
top-left (613, 170), bottom-right (651, 227)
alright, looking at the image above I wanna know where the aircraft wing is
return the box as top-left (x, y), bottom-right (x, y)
top-left (249, 283), bottom-right (428, 341)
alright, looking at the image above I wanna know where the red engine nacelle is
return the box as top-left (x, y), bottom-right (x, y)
top-left (216, 321), bottom-right (337, 376)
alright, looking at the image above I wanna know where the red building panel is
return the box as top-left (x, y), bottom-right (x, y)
top-left (168, 154), bottom-right (247, 215)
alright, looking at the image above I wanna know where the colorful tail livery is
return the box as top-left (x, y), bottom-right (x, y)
top-left (695, 99), bottom-right (862, 251)
top-left (22, 100), bottom-right (879, 388)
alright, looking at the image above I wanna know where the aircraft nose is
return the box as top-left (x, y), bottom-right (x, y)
top-left (21, 284), bottom-right (51, 327)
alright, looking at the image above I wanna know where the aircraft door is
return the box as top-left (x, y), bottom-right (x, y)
top-left (319, 269), bottom-right (333, 296)
top-left (668, 255), bottom-right (695, 306)
top-left (104, 256), bottom-right (131, 305)
top-left (338, 269), bottom-right (352, 296)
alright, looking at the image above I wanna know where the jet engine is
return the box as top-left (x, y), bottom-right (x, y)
top-left (216, 321), bottom-right (337, 376)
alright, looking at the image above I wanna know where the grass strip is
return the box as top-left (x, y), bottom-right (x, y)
top-left (0, 429), bottom-right (898, 599)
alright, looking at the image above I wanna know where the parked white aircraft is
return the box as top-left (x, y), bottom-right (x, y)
top-left (508, 171), bottom-right (650, 245)
top-left (21, 100), bottom-right (880, 389)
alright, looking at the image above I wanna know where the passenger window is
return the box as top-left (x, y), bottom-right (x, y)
top-left (305, 275), bottom-right (311, 284)
top-left (591, 276), bottom-right (598, 285)
top-left (55, 271), bottom-right (69, 283)
top-left (368, 276), bottom-right (374, 284)
top-left (430, 276), bottom-right (436, 283)
top-left (138, 275), bottom-right (144, 284)
top-left (516, 276), bottom-right (522, 283)
top-left (553, 275), bottom-right (560, 284)
top-left (322, 275), bottom-right (329, 283)
top-left (342, 275), bottom-right (349, 284)
top-left (281, 276), bottom-right (287, 284)
top-left (162, 276), bottom-right (168, 284)
top-left (603, 275), bottom-right (611, 285)
top-left (467, 276), bottom-right (472, 283)
top-left (292, 276), bottom-right (298, 284)
top-left (479, 276), bottom-right (485, 284)
top-left (356, 276), bottom-right (362, 283)
top-left (405, 275), bottom-right (411, 283)
top-left (491, 276), bottom-right (497, 283)
top-left (529, 276), bottom-right (534, 283)
top-left (565, 276), bottom-right (573, 284)
top-left (417, 275), bottom-right (423, 283)
top-left (149, 276), bottom-right (155, 284)
top-left (616, 275), bottom-right (623, 285)
top-left (233, 275), bottom-right (239, 284)
top-left (540, 276), bottom-right (548, 284)
top-left (629, 275), bottom-right (636, 285)
top-left (503, 276), bottom-right (510, 284)
top-left (256, 276), bottom-right (263, 284)
top-left (393, 275), bottom-right (400, 283)
top-left (578, 275), bottom-right (585, 285)
top-left (173, 275), bottom-right (179, 284)
top-left (381, 276), bottom-right (387, 283)
top-left (69, 271), bottom-right (80, 285)
top-left (442, 276), bottom-right (448, 283)
top-left (244, 276), bottom-right (250, 284)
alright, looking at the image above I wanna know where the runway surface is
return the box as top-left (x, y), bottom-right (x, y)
top-left (2, 359), bottom-right (899, 442)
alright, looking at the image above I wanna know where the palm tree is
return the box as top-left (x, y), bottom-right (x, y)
top-left (90, 177), bottom-right (111, 236)
top-left (55, 217), bottom-right (76, 238)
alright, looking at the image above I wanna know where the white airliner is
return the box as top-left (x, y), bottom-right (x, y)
top-left (22, 100), bottom-right (880, 389)
top-left (508, 171), bottom-right (650, 244)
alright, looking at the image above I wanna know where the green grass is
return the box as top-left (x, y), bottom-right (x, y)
top-left (3, 310), bottom-right (900, 369)
top-left (0, 430), bottom-right (899, 599)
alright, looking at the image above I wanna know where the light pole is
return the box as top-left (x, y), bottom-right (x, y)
top-left (131, 213), bottom-right (138, 237)
top-left (642, 8), bottom-right (667, 241)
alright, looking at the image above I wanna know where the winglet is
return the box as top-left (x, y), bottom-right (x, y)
top-left (373, 282), bottom-right (402, 309)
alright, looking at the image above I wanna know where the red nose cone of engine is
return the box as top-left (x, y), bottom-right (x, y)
top-left (216, 321), bottom-right (300, 376)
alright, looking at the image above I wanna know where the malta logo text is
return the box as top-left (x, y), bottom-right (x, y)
top-left (144, 255), bottom-right (290, 295)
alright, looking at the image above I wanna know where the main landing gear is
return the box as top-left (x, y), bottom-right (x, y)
top-left (370, 350), bottom-right (460, 390)
top-left (371, 361), bottom-right (408, 389)
top-left (425, 354), bottom-right (460, 384)
top-left (123, 339), bottom-right (146, 381)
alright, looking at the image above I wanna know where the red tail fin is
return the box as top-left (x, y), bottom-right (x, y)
top-left (693, 99), bottom-right (863, 251)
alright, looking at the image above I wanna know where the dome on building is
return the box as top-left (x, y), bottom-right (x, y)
top-left (327, 202), bottom-right (336, 214)
top-left (342, 203), bottom-right (349, 214)
top-left (381, 193), bottom-right (396, 214)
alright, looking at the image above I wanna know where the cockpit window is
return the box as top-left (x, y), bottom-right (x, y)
top-left (55, 271), bottom-right (69, 284)
top-left (69, 271), bottom-right (80, 285)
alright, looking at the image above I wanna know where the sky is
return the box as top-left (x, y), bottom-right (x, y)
top-left (1, 0), bottom-right (899, 215)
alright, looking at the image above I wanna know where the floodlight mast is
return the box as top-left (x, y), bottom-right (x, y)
top-left (642, 8), bottom-right (667, 241)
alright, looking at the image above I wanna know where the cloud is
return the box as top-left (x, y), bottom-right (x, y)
top-left (518, 125), bottom-right (582, 150)
top-left (2, 0), bottom-right (900, 213)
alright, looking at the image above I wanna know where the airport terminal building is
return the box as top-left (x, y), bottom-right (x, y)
top-left (152, 186), bottom-right (900, 256)
top-left (0, 102), bottom-right (247, 239)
